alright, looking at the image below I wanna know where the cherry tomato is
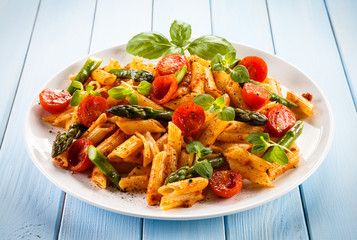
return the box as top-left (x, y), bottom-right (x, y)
top-left (266, 104), bottom-right (296, 137)
top-left (78, 95), bottom-right (109, 127)
top-left (209, 170), bottom-right (242, 198)
top-left (238, 56), bottom-right (268, 82)
top-left (39, 88), bottom-right (71, 114)
top-left (172, 103), bottom-right (205, 137)
top-left (242, 82), bottom-right (271, 108)
top-left (156, 53), bottom-right (188, 76)
top-left (68, 138), bottom-right (94, 172)
top-left (149, 75), bottom-right (178, 104)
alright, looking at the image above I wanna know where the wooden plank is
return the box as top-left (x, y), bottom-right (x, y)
top-left (268, 0), bottom-right (357, 238)
top-left (0, 0), bottom-right (96, 238)
top-left (90, 0), bottom-right (153, 52)
top-left (0, 0), bottom-right (39, 144)
top-left (57, 0), bottom-right (152, 239)
top-left (143, 218), bottom-right (224, 240)
top-left (211, 1), bottom-right (309, 239)
top-left (325, 0), bottom-right (357, 108)
top-left (152, 0), bottom-right (211, 36)
top-left (59, 196), bottom-right (142, 240)
top-left (144, 1), bottom-right (225, 239)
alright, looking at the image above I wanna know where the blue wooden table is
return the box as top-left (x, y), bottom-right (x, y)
top-left (1, 0), bottom-right (356, 239)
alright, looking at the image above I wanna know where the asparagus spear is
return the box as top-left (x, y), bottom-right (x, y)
top-left (107, 105), bottom-right (174, 121)
top-left (87, 146), bottom-right (122, 190)
top-left (234, 108), bottom-right (268, 126)
top-left (107, 105), bottom-right (268, 126)
top-left (109, 69), bottom-right (155, 83)
top-left (164, 156), bottom-right (226, 184)
top-left (263, 121), bottom-right (304, 159)
top-left (67, 57), bottom-right (102, 95)
top-left (51, 123), bottom-right (85, 157)
top-left (247, 80), bottom-right (298, 108)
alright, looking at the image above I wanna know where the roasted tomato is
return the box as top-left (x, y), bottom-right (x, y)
top-left (77, 95), bottom-right (109, 127)
top-left (149, 74), bottom-right (178, 104)
top-left (39, 88), bottom-right (71, 113)
top-left (68, 138), bottom-right (94, 172)
top-left (242, 82), bottom-right (271, 108)
top-left (156, 53), bottom-right (188, 75)
top-left (209, 170), bottom-right (243, 198)
top-left (238, 56), bottom-right (268, 82)
top-left (172, 103), bottom-right (205, 137)
top-left (266, 104), bottom-right (296, 136)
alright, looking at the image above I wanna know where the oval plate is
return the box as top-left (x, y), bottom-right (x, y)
top-left (24, 42), bottom-right (333, 220)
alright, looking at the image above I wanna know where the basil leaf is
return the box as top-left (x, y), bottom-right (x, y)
top-left (198, 147), bottom-right (213, 159)
top-left (225, 51), bottom-right (236, 65)
top-left (128, 93), bottom-right (139, 105)
top-left (86, 85), bottom-right (94, 93)
top-left (108, 87), bottom-right (133, 100)
top-left (170, 20), bottom-right (192, 47)
top-left (246, 132), bottom-right (270, 146)
top-left (194, 94), bottom-right (215, 110)
top-left (90, 91), bottom-right (101, 96)
top-left (70, 90), bottom-right (83, 106)
top-left (126, 32), bottom-right (172, 59)
top-left (211, 54), bottom-right (227, 71)
top-left (164, 45), bottom-right (185, 56)
top-left (71, 81), bottom-right (84, 91)
top-left (218, 106), bottom-right (235, 121)
top-left (187, 35), bottom-right (235, 60)
top-left (209, 104), bottom-right (220, 114)
top-left (214, 96), bottom-right (225, 108)
top-left (137, 81), bottom-right (152, 96)
top-left (186, 141), bottom-right (206, 154)
top-left (263, 145), bottom-right (289, 165)
top-left (246, 132), bottom-right (270, 154)
top-left (230, 65), bottom-right (250, 83)
top-left (193, 160), bottom-right (213, 179)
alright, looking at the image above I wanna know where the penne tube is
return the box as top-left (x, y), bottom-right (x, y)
top-left (190, 62), bottom-right (206, 94)
top-left (147, 151), bottom-right (167, 206)
top-left (119, 175), bottom-right (149, 192)
top-left (108, 135), bottom-right (143, 159)
top-left (114, 118), bottom-right (166, 135)
top-left (92, 166), bottom-right (108, 189)
top-left (167, 122), bottom-right (182, 158)
top-left (198, 116), bottom-right (230, 147)
top-left (163, 93), bottom-right (198, 110)
top-left (96, 130), bottom-right (127, 156)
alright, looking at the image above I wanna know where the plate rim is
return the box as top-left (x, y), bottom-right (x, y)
top-left (24, 41), bottom-right (334, 220)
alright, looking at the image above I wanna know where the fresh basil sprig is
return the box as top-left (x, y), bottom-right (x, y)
top-left (194, 94), bottom-right (235, 121)
top-left (210, 53), bottom-right (250, 83)
top-left (108, 87), bottom-right (138, 105)
top-left (126, 20), bottom-right (235, 60)
top-left (245, 132), bottom-right (291, 165)
top-left (186, 141), bottom-right (213, 179)
top-left (70, 82), bottom-right (102, 106)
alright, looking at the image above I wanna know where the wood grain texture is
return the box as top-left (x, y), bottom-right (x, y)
top-left (0, 0), bottom-right (39, 144)
top-left (268, 0), bottom-right (357, 238)
top-left (152, 0), bottom-right (211, 36)
top-left (0, 0), bottom-right (96, 238)
top-left (59, 195), bottom-right (142, 240)
top-left (57, 0), bottom-right (152, 239)
top-left (144, 2), bottom-right (225, 240)
top-left (212, 1), bottom-right (308, 239)
top-left (90, 0), bottom-right (152, 52)
top-left (212, 0), bottom-right (273, 53)
top-left (143, 218), bottom-right (225, 240)
top-left (225, 191), bottom-right (308, 240)
top-left (325, 0), bottom-right (357, 108)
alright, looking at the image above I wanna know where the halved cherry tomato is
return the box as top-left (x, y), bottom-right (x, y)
top-left (172, 103), bottom-right (205, 137)
top-left (266, 104), bottom-right (296, 137)
top-left (209, 170), bottom-right (242, 198)
top-left (238, 56), bottom-right (268, 82)
top-left (68, 138), bottom-right (94, 172)
top-left (77, 95), bottom-right (109, 127)
top-left (149, 75), bottom-right (178, 104)
top-left (242, 82), bottom-right (271, 108)
top-left (156, 53), bottom-right (188, 76)
top-left (39, 88), bottom-right (71, 114)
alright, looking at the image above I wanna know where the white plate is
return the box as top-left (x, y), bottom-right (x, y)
top-left (24, 42), bottom-right (334, 220)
